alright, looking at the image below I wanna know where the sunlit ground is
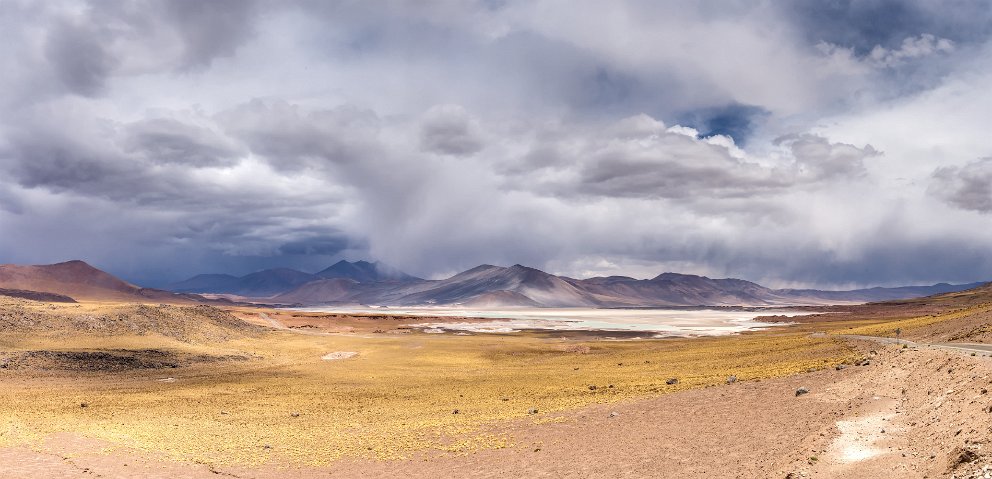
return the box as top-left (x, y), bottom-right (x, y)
top-left (0, 304), bottom-right (858, 466)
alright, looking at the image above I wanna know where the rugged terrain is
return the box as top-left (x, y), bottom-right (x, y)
top-left (1, 274), bottom-right (992, 477)
top-left (265, 263), bottom-right (984, 308)
top-left (0, 297), bottom-right (261, 342)
top-left (4, 259), bottom-right (981, 308)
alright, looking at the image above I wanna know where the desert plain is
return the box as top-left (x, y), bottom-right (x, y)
top-left (0, 284), bottom-right (991, 478)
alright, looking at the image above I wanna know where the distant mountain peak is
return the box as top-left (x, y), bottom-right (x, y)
top-left (47, 259), bottom-right (104, 273)
top-left (652, 272), bottom-right (709, 281)
top-left (316, 259), bottom-right (421, 283)
top-left (55, 259), bottom-right (91, 266)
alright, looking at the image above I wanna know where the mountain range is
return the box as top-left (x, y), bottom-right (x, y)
top-left (166, 260), bottom-right (423, 297)
top-left (1, 259), bottom-right (985, 308)
top-left (168, 261), bottom-right (986, 308)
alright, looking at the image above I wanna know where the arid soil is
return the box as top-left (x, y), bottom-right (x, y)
top-left (2, 284), bottom-right (992, 478)
top-left (1, 342), bottom-right (990, 478)
top-left (0, 298), bottom-right (262, 342)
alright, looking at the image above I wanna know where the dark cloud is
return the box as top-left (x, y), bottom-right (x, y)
top-left (278, 236), bottom-right (355, 256)
top-left (31, 0), bottom-right (260, 100)
top-left (3, 124), bottom-right (137, 196)
top-left (739, 237), bottom-right (992, 288)
top-left (930, 158), bottom-right (992, 213)
top-left (778, 134), bottom-right (876, 181)
top-left (124, 119), bottom-right (243, 167)
top-left (788, 0), bottom-right (992, 53)
top-left (1, 112), bottom-right (246, 204)
top-left (0, 182), bottom-right (25, 215)
top-left (160, 0), bottom-right (258, 69)
top-left (573, 138), bottom-right (785, 200)
top-left (217, 99), bottom-right (381, 171)
top-left (44, 20), bottom-right (115, 96)
top-left (498, 118), bottom-right (874, 202)
top-left (419, 104), bottom-right (484, 156)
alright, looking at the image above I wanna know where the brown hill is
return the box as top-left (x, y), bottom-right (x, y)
top-left (0, 297), bottom-right (261, 342)
top-left (0, 288), bottom-right (76, 303)
top-left (0, 260), bottom-right (200, 302)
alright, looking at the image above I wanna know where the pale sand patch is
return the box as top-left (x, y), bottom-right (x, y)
top-left (322, 351), bottom-right (358, 361)
top-left (829, 412), bottom-right (894, 463)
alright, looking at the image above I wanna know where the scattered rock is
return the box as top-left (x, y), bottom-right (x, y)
top-left (79, 402), bottom-right (88, 408)
top-left (666, 377), bottom-right (679, 385)
top-left (835, 364), bottom-right (847, 371)
top-left (452, 409), bottom-right (459, 415)
top-left (795, 387), bottom-right (810, 397)
top-left (726, 375), bottom-right (738, 384)
top-left (949, 447), bottom-right (980, 468)
top-left (528, 408), bottom-right (538, 415)
top-left (291, 412), bottom-right (300, 417)
top-left (588, 385), bottom-right (598, 391)
top-left (608, 411), bottom-right (619, 418)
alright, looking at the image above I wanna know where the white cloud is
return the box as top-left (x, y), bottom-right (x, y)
top-left (868, 34), bottom-right (955, 67)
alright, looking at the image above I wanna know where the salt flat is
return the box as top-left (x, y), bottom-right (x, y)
top-left (293, 307), bottom-right (811, 336)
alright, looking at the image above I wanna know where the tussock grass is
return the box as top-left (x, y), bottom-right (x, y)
top-left (836, 304), bottom-right (992, 337)
top-left (0, 325), bottom-right (854, 466)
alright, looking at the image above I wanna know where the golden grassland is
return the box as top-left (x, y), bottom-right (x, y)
top-left (0, 304), bottom-right (859, 467)
top-left (832, 303), bottom-right (992, 337)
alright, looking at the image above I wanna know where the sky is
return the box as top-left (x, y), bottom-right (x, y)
top-left (1, 0), bottom-right (992, 288)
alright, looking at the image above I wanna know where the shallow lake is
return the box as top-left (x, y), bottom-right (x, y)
top-left (292, 307), bottom-right (812, 337)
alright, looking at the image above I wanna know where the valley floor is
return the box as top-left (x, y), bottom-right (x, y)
top-left (2, 342), bottom-right (991, 478)
top-left (1, 294), bottom-right (991, 478)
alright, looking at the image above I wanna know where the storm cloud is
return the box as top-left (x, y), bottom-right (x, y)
top-left (1, 0), bottom-right (991, 288)
top-left (931, 158), bottom-right (992, 213)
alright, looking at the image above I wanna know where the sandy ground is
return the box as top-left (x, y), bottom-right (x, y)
top-left (2, 340), bottom-right (990, 479)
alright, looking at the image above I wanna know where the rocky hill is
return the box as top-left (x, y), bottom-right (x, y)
top-left (0, 260), bottom-right (202, 303)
